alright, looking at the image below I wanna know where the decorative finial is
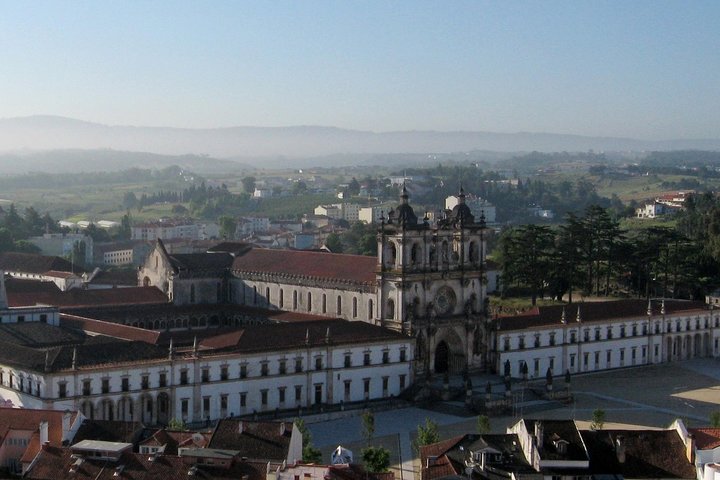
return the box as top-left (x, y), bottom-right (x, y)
top-left (661, 299), bottom-right (666, 315)
top-left (72, 347), bottom-right (77, 370)
top-left (576, 306), bottom-right (582, 323)
top-left (305, 328), bottom-right (310, 346)
top-left (168, 338), bottom-right (174, 359)
top-left (561, 307), bottom-right (567, 324)
top-left (647, 299), bottom-right (652, 316)
top-left (325, 327), bottom-right (331, 344)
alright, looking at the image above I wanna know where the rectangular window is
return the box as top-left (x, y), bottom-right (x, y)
top-left (220, 394), bottom-right (228, 415)
top-left (82, 380), bottom-right (91, 396)
top-left (261, 389), bottom-right (268, 406)
top-left (400, 349), bottom-right (407, 362)
top-left (583, 330), bottom-right (590, 342)
top-left (504, 338), bottom-right (510, 351)
top-left (654, 344), bottom-right (659, 357)
top-left (336, 296), bottom-right (342, 315)
top-left (279, 387), bottom-right (286, 403)
top-left (549, 357), bottom-right (554, 371)
top-left (344, 380), bottom-right (351, 401)
top-left (220, 366), bottom-right (228, 381)
top-left (201, 368), bottom-right (210, 383)
top-left (181, 399), bottom-right (189, 418)
top-left (364, 352), bottom-right (371, 366)
top-left (594, 351), bottom-right (600, 366)
top-left (569, 354), bottom-right (575, 368)
top-left (400, 374), bottom-right (406, 390)
top-left (519, 337), bottom-right (526, 348)
top-left (594, 329), bottom-right (601, 341)
top-left (180, 370), bottom-right (188, 385)
top-left (240, 393), bottom-right (247, 407)
top-left (121, 377), bottom-right (130, 392)
top-left (607, 327), bottom-right (613, 339)
top-left (344, 354), bottom-right (352, 368)
top-left (102, 378), bottom-right (110, 394)
top-left (261, 363), bottom-right (269, 376)
top-left (295, 385), bottom-right (302, 402)
top-left (40, 314), bottom-right (47, 323)
top-left (314, 384), bottom-right (323, 404)
top-left (607, 350), bottom-right (612, 363)
top-left (295, 359), bottom-right (303, 373)
top-left (159, 373), bottom-right (167, 388)
top-left (203, 396), bottom-right (210, 416)
top-left (240, 365), bottom-right (248, 379)
top-left (382, 351), bottom-right (389, 364)
top-left (279, 360), bottom-right (287, 375)
top-left (549, 333), bottom-right (556, 346)
top-left (315, 356), bottom-right (323, 371)
top-left (141, 375), bottom-right (149, 390)
top-left (382, 376), bottom-right (389, 396)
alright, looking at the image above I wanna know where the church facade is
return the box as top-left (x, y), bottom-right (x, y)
top-left (139, 188), bottom-right (490, 376)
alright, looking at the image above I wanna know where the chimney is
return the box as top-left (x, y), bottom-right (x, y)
top-left (39, 420), bottom-right (49, 445)
top-left (534, 421), bottom-right (543, 451)
top-left (238, 421), bottom-right (244, 434)
top-left (615, 435), bottom-right (626, 464)
top-left (687, 433), bottom-right (695, 463)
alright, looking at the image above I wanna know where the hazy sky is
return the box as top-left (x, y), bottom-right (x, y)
top-left (1, 1), bottom-right (719, 139)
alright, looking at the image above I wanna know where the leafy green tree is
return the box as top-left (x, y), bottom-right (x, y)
top-left (219, 215), bottom-right (237, 240)
top-left (13, 240), bottom-right (40, 254)
top-left (477, 415), bottom-right (491, 434)
top-left (122, 191), bottom-right (138, 209)
top-left (413, 418), bottom-right (440, 453)
top-left (361, 446), bottom-right (390, 472)
top-left (499, 224), bottom-right (554, 305)
top-left (241, 176), bottom-right (256, 193)
top-left (295, 418), bottom-right (323, 463)
top-left (324, 233), bottom-right (343, 253)
top-left (591, 409), bottom-right (606, 430)
top-left (361, 410), bottom-right (375, 444)
top-left (168, 418), bottom-right (186, 430)
top-left (711, 412), bottom-right (720, 427)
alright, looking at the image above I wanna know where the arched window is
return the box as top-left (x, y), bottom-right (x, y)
top-left (322, 294), bottom-right (327, 314)
top-left (469, 241), bottom-right (477, 262)
top-left (336, 296), bottom-right (342, 315)
top-left (388, 243), bottom-right (397, 266)
top-left (352, 297), bottom-right (358, 318)
top-left (253, 286), bottom-right (258, 305)
top-left (266, 287), bottom-right (271, 306)
top-left (368, 299), bottom-right (374, 320)
top-left (386, 299), bottom-right (395, 320)
top-left (293, 290), bottom-right (298, 310)
top-left (307, 292), bottom-right (312, 312)
top-left (411, 243), bottom-right (420, 265)
top-left (279, 289), bottom-right (284, 308)
top-left (190, 284), bottom-right (195, 303)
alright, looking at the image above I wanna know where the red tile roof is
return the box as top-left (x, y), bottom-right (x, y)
top-left (232, 248), bottom-right (377, 285)
top-left (689, 427), bottom-right (720, 450)
top-left (0, 407), bottom-right (76, 447)
top-left (8, 286), bottom-right (168, 308)
top-left (60, 314), bottom-right (162, 344)
top-left (497, 299), bottom-right (707, 331)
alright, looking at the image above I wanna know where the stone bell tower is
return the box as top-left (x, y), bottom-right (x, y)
top-left (377, 186), bottom-right (489, 375)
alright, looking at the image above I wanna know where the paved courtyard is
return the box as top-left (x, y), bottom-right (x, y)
top-left (307, 358), bottom-right (720, 480)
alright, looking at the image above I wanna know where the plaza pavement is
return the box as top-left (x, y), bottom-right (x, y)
top-left (308, 358), bottom-right (720, 480)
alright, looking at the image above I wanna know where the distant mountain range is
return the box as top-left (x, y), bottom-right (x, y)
top-left (1, 115), bottom-right (719, 165)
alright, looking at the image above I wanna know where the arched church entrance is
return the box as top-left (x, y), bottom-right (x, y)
top-left (434, 341), bottom-right (449, 373)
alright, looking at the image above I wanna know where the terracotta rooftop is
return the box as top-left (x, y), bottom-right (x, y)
top-left (8, 286), bottom-right (168, 308)
top-left (25, 445), bottom-right (267, 480)
top-left (497, 299), bottom-right (707, 331)
top-left (581, 429), bottom-right (695, 478)
top-left (208, 419), bottom-right (294, 462)
top-left (0, 407), bottom-right (77, 448)
top-left (198, 319), bottom-right (408, 353)
top-left (689, 427), bottom-right (720, 450)
top-left (60, 314), bottom-right (162, 344)
top-left (0, 252), bottom-right (83, 275)
top-left (5, 277), bottom-right (61, 294)
top-left (232, 248), bottom-right (377, 285)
